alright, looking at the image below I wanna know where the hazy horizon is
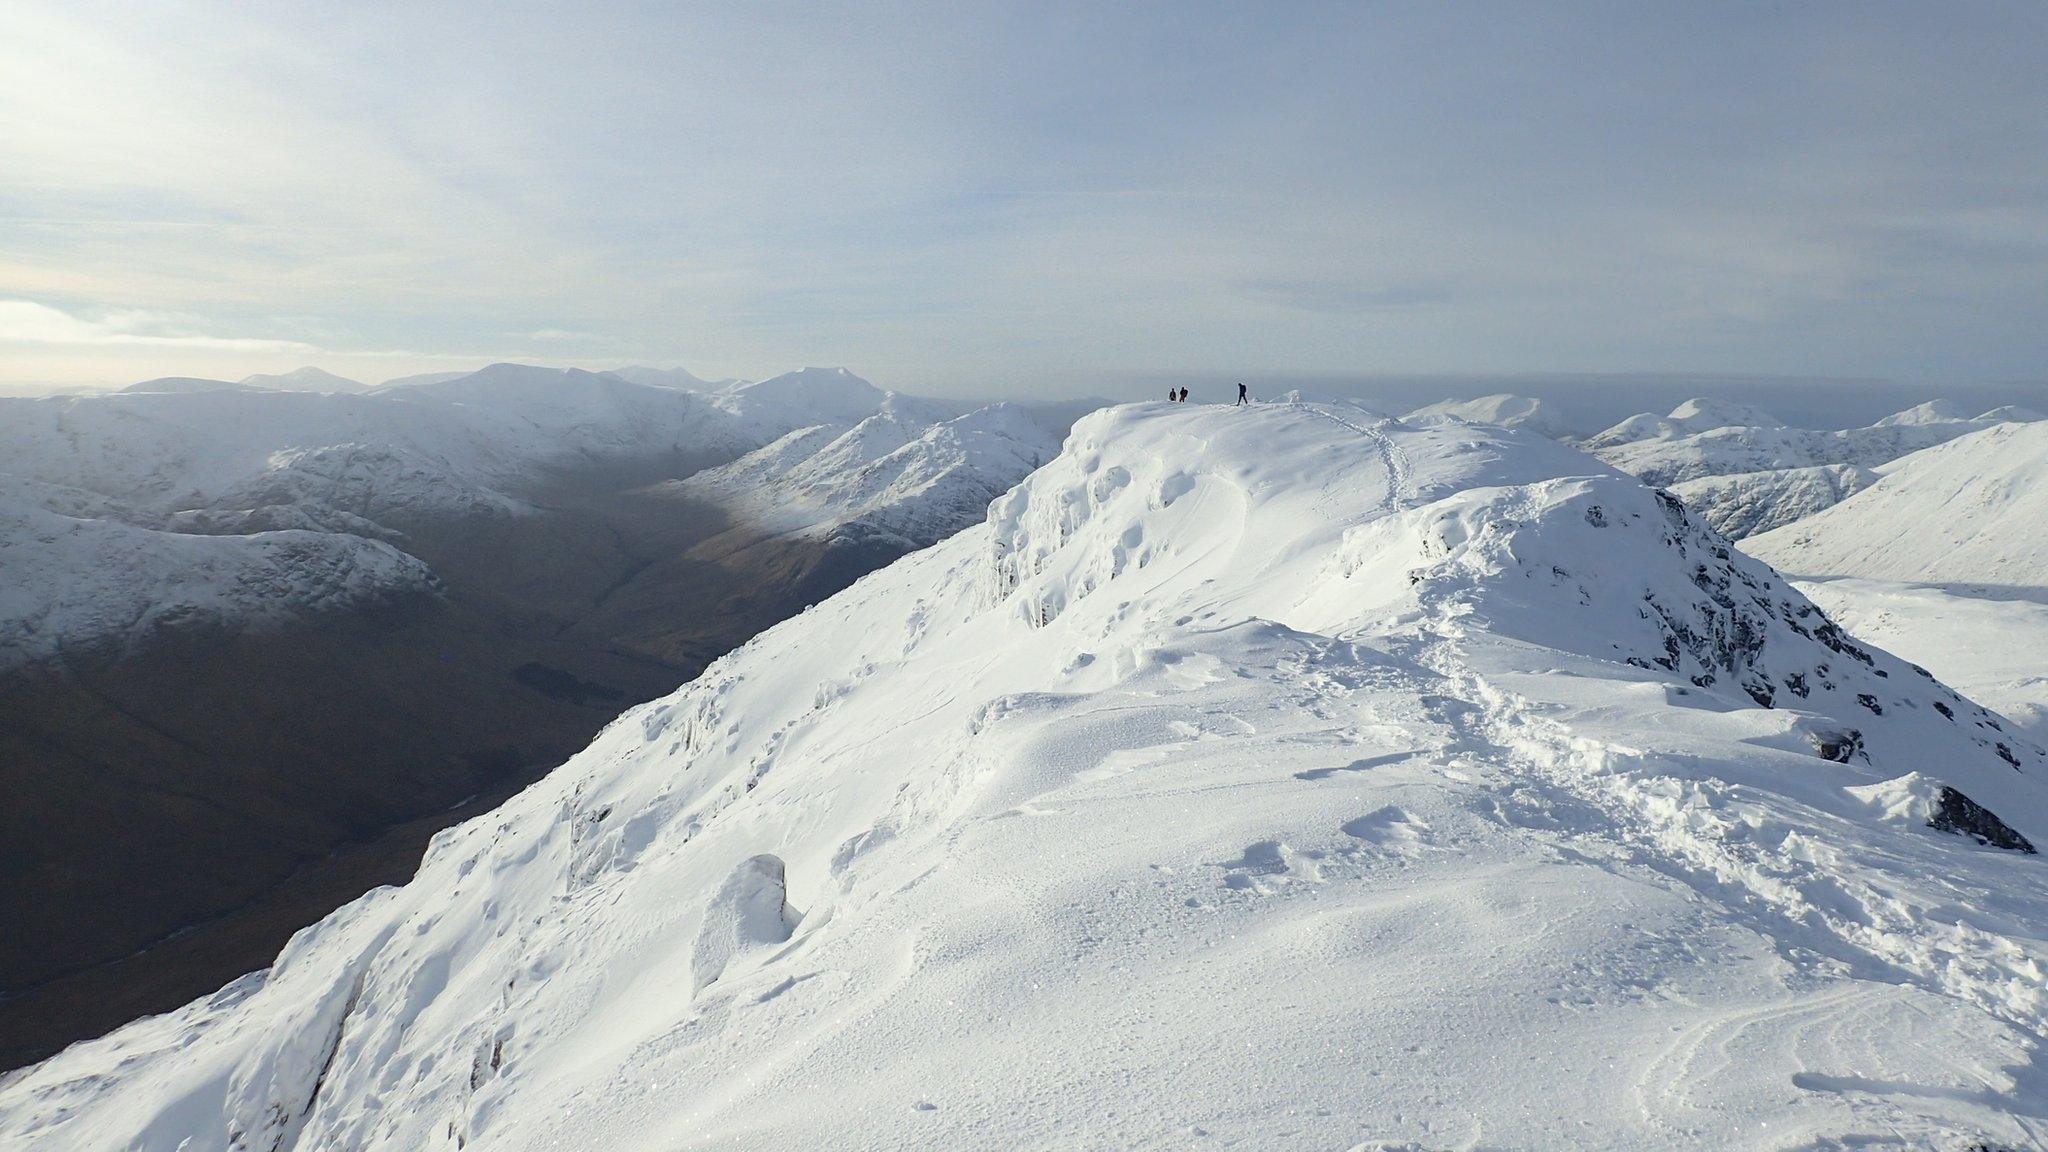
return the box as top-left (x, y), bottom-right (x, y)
top-left (5, 2), bottom-right (2046, 394)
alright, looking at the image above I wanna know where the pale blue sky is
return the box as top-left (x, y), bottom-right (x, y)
top-left (2, 1), bottom-right (2044, 394)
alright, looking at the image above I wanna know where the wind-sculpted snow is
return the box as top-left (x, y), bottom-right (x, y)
top-left (1668, 463), bottom-right (1878, 539)
top-left (6, 404), bottom-right (2047, 1150)
top-left (0, 495), bottom-right (438, 671)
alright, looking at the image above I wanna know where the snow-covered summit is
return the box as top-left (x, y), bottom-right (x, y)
top-left (1583, 397), bottom-right (1786, 448)
top-left (238, 367), bottom-right (370, 394)
top-left (1977, 404), bottom-right (2048, 423)
top-left (710, 367), bottom-right (897, 431)
top-left (1401, 392), bottom-right (1571, 437)
top-left (605, 365), bottom-right (739, 391)
top-left (1872, 399), bottom-right (1977, 427)
top-left (9, 402), bottom-right (2046, 1150)
top-left (117, 375), bottom-right (259, 395)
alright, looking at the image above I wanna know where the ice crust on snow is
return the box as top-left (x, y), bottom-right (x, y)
top-left (5, 402), bottom-right (2047, 1150)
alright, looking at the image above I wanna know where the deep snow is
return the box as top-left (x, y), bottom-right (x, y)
top-left (5, 402), bottom-right (2045, 1150)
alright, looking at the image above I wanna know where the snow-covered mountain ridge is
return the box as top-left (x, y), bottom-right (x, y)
top-left (678, 400), bottom-right (1061, 549)
top-left (1741, 421), bottom-right (2048, 741)
top-left (9, 403), bottom-right (2044, 1150)
top-left (0, 490), bottom-right (438, 671)
top-left (1746, 420), bottom-right (2048, 586)
top-left (0, 365), bottom-right (1023, 665)
top-left (0, 364), bottom-right (891, 525)
top-left (1667, 463), bottom-right (1879, 539)
top-left (1591, 402), bottom-right (2039, 488)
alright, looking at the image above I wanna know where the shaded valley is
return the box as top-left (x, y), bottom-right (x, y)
top-left (0, 469), bottom-right (917, 1069)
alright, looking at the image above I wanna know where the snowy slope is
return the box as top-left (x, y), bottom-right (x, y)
top-left (1741, 421), bottom-right (2048, 740)
top-left (1668, 463), bottom-right (1878, 539)
top-left (8, 403), bottom-right (2046, 1151)
top-left (0, 494), bottom-right (438, 671)
top-left (1582, 397), bottom-right (1786, 449)
top-left (1794, 579), bottom-right (2048, 739)
top-left (1745, 421), bottom-right (2048, 586)
top-left (680, 400), bottom-right (1059, 547)
top-left (1401, 392), bottom-right (1572, 437)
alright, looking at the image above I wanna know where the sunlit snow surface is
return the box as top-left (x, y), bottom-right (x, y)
top-left (5, 403), bottom-right (2046, 1151)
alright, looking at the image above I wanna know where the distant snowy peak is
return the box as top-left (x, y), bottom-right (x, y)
top-left (1745, 420), bottom-right (2048, 586)
top-left (1976, 404), bottom-right (2047, 423)
top-left (118, 376), bottom-right (259, 395)
top-left (238, 367), bottom-right (370, 394)
top-left (374, 371), bottom-right (472, 390)
top-left (1872, 399), bottom-right (1976, 426)
top-left (712, 367), bottom-right (895, 432)
top-left (1591, 409), bottom-right (2040, 487)
top-left (1400, 393), bottom-right (1572, 438)
top-left (1667, 463), bottom-right (1877, 539)
top-left (1582, 397), bottom-right (1786, 449)
top-left (0, 495), bottom-right (438, 672)
top-left (684, 400), bottom-right (1059, 547)
top-left (605, 365), bottom-right (742, 391)
top-left (1667, 396), bottom-right (1782, 428)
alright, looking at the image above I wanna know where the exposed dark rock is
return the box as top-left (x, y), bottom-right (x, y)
top-left (1811, 729), bottom-right (1862, 763)
top-left (1929, 786), bottom-right (2036, 853)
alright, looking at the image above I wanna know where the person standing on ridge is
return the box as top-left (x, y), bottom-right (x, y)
top-left (1178, 386), bottom-right (1189, 403)
top-left (1168, 387), bottom-right (1177, 403)
top-left (1237, 382), bottom-right (1248, 406)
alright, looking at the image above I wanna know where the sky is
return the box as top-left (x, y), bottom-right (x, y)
top-left (1, 1), bottom-right (2045, 397)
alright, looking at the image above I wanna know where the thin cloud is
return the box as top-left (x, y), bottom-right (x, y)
top-left (0, 300), bottom-right (316, 353)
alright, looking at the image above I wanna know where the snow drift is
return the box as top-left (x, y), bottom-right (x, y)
top-left (5, 403), bottom-right (2046, 1150)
